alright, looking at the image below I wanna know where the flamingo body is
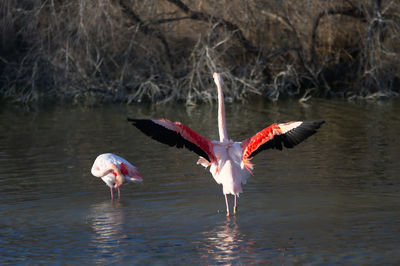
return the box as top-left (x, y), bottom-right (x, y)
top-left (209, 141), bottom-right (250, 195)
top-left (128, 73), bottom-right (324, 215)
top-left (91, 153), bottom-right (143, 199)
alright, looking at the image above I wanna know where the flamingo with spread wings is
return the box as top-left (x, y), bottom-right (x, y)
top-left (128, 73), bottom-right (324, 216)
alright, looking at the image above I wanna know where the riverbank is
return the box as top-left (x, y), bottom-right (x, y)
top-left (1, 0), bottom-right (399, 105)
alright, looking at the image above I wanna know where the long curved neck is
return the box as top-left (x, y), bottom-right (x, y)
top-left (213, 73), bottom-right (228, 142)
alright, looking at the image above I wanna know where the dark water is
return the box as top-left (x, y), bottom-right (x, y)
top-left (1, 99), bottom-right (399, 264)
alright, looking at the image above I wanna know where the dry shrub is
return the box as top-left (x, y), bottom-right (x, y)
top-left (0, 0), bottom-right (399, 105)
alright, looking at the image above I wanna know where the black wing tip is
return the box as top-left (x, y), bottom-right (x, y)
top-left (127, 118), bottom-right (154, 127)
top-left (127, 117), bottom-right (138, 124)
top-left (310, 118), bottom-right (325, 127)
top-left (127, 117), bottom-right (145, 122)
top-left (300, 119), bottom-right (325, 131)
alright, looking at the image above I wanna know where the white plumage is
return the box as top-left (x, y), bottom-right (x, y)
top-left (207, 141), bottom-right (250, 195)
top-left (91, 153), bottom-right (142, 199)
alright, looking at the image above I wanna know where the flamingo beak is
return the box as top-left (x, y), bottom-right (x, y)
top-left (114, 173), bottom-right (124, 186)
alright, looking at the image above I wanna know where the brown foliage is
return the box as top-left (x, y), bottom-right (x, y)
top-left (0, 0), bottom-right (399, 104)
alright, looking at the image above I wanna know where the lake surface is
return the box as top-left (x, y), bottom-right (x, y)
top-left (1, 98), bottom-right (400, 264)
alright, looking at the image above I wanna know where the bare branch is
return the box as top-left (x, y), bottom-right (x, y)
top-left (165, 0), bottom-right (259, 55)
top-left (119, 0), bottom-right (172, 64)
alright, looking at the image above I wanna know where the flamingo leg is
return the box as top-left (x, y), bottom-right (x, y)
top-left (233, 195), bottom-right (237, 215)
top-left (110, 187), bottom-right (114, 200)
top-left (224, 194), bottom-right (230, 216)
top-left (117, 187), bottom-right (121, 200)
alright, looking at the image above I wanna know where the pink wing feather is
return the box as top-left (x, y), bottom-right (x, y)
top-left (241, 119), bottom-right (324, 171)
top-left (128, 118), bottom-right (216, 163)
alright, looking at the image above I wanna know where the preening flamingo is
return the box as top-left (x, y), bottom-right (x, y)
top-left (91, 153), bottom-right (143, 199)
top-left (128, 73), bottom-right (324, 216)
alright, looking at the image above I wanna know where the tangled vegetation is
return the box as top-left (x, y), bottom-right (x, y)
top-left (0, 0), bottom-right (399, 105)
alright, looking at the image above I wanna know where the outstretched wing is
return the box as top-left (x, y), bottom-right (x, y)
top-left (128, 118), bottom-right (216, 163)
top-left (241, 119), bottom-right (325, 170)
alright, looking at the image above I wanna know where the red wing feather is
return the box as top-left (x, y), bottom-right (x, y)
top-left (119, 162), bottom-right (129, 176)
top-left (242, 119), bottom-right (325, 164)
top-left (128, 118), bottom-right (216, 163)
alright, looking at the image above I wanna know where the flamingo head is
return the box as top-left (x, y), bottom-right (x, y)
top-left (112, 170), bottom-right (124, 188)
top-left (213, 72), bottom-right (223, 87)
top-left (112, 166), bottom-right (143, 188)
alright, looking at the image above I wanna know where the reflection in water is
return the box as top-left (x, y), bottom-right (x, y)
top-left (206, 217), bottom-right (244, 263)
top-left (199, 217), bottom-right (285, 265)
top-left (199, 216), bottom-right (294, 265)
top-left (87, 201), bottom-right (129, 263)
